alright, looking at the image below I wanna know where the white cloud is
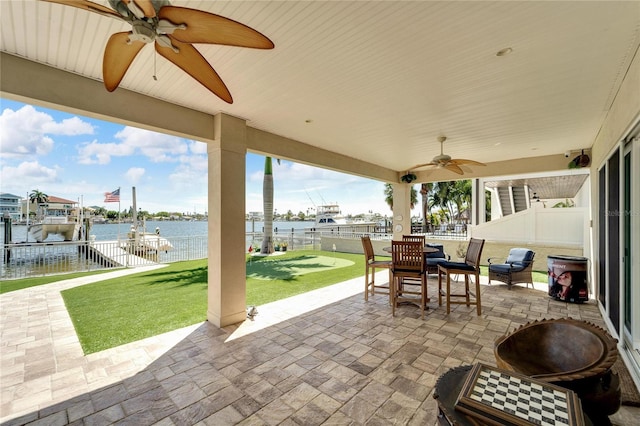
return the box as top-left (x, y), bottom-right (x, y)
top-left (115, 127), bottom-right (188, 161)
top-left (0, 105), bottom-right (93, 158)
top-left (77, 140), bottom-right (135, 164)
top-left (75, 126), bottom-right (191, 164)
top-left (42, 116), bottom-right (95, 135)
top-left (0, 161), bottom-right (60, 192)
top-left (125, 167), bottom-right (146, 184)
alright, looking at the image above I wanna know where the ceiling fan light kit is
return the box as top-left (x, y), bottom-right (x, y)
top-left (43, 0), bottom-right (274, 104)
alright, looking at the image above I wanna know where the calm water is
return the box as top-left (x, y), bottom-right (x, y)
top-left (2, 220), bottom-right (315, 243)
top-left (1, 220), bottom-right (317, 279)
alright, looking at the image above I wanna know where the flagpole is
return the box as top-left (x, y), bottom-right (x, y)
top-left (117, 186), bottom-right (121, 242)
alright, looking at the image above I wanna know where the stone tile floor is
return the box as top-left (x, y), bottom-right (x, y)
top-left (1, 267), bottom-right (639, 425)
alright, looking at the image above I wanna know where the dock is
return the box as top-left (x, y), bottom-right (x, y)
top-left (79, 240), bottom-right (158, 267)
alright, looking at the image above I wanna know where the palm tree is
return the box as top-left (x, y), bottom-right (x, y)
top-left (420, 183), bottom-right (433, 232)
top-left (261, 157), bottom-right (280, 254)
top-left (383, 183), bottom-right (418, 210)
top-left (29, 189), bottom-right (49, 218)
top-left (29, 189), bottom-right (48, 205)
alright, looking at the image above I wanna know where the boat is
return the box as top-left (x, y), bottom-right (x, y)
top-left (28, 216), bottom-right (79, 242)
top-left (123, 223), bottom-right (173, 254)
top-left (311, 203), bottom-right (377, 232)
top-left (315, 204), bottom-right (348, 226)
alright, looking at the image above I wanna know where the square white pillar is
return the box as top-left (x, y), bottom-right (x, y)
top-left (392, 183), bottom-right (412, 239)
top-left (207, 114), bottom-right (247, 327)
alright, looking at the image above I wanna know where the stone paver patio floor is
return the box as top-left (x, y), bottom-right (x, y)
top-left (1, 267), bottom-right (639, 425)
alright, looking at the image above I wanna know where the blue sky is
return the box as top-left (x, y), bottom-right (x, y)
top-left (1, 98), bottom-right (413, 217)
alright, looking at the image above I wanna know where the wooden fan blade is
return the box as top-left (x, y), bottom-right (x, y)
top-left (158, 6), bottom-right (274, 49)
top-left (40, 0), bottom-right (121, 19)
top-left (103, 32), bottom-right (146, 92)
top-left (122, 0), bottom-right (156, 18)
top-left (451, 159), bottom-right (486, 166)
top-left (156, 37), bottom-right (233, 104)
top-left (411, 162), bottom-right (437, 170)
top-left (444, 163), bottom-right (464, 175)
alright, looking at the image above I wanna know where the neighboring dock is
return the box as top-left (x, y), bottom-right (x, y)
top-left (79, 241), bottom-right (157, 267)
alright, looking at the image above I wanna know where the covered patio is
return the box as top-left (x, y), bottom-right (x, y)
top-left (1, 268), bottom-right (638, 425)
top-left (2, 1), bottom-right (640, 423)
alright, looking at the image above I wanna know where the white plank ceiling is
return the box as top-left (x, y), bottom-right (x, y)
top-left (1, 0), bottom-right (639, 174)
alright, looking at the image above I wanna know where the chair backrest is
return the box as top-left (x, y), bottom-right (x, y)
top-left (426, 243), bottom-right (446, 259)
top-left (464, 238), bottom-right (485, 268)
top-left (506, 248), bottom-right (535, 265)
top-left (402, 235), bottom-right (426, 247)
top-left (392, 240), bottom-right (425, 272)
top-left (361, 236), bottom-right (375, 263)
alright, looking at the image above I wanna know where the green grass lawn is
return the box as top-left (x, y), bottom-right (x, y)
top-left (61, 250), bottom-right (367, 354)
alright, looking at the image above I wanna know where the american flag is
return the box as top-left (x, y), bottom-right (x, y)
top-left (104, 188), bottom-right (120, 203)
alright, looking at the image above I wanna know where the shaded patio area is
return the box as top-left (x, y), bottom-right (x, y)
top-left (1, 269), bottom-right (638, 425)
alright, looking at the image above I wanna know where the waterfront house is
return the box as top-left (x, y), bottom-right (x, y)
top-left (0, 193), bottom-right (22, 221)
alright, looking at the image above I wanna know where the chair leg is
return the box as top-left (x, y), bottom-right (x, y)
top-left (446, 273), bottom-right (451, 314)
top-left (388, 269), bottom-right (393, 305)
top-left (464, 275), bottom-right (470, 307)
top-left (438, 271), bottom-right (443, 307)
top-left (420, 276), bottom-right (426, 319)
top-left (391, 275), bottom-right (396, 317)
top-left (475, 272), bottom-right (482, 315)
top-left (364, 265), bottom-right (370, 301)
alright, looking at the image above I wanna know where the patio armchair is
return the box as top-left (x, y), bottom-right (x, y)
top-left (488, 248), bottom-right (536, 290)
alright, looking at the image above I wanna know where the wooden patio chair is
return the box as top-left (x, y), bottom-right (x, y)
top-left (361, 236), bottom-right (392, 301)
top-left (437, 238), bottom-right (485, 315)
top-left (402, 234), bottom-right (426, 244)
top-left (391, 240), bottom-right (427, 319)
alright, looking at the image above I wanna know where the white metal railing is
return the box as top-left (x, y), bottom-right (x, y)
top-left (1, 230), bottom-right (325, 280)
top-left (1, 236), bottom-right (208, 280)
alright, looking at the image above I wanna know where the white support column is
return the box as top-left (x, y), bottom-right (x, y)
top-left (391, 183), bottom-right (412, 239)
top-left (207, 114), bottom-right (248, 327)
top-left (472, 179), bottom-right (479, 226)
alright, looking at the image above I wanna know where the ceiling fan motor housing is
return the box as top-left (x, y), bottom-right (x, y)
top-left (130, 21), bottom-right (156, 43)
top-left (433, 154), bottom-right (452, 165)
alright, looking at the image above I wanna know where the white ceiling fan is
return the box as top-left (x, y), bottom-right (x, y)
top-left (412, 136), bottom-right (486, 175)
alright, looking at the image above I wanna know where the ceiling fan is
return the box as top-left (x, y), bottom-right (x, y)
top-left (412, 136), bottom-right (486, 175)
top-left (41, 0), bottom-right (274, 103)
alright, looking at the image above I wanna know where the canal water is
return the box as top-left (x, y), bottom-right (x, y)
top-left (2, 220), bottom-right (315, 243)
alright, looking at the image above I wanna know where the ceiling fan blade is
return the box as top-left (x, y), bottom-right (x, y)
top-left (158, 6), bottom-right (274, 49)
top-left (451, 159), bottom-right (486, 166)
top-left (156, 37), bottom-right (233, 104)
top-left (122, 0), bottom-right (156, 18)
top-left (444, 163), bottom-right (464, 175)
top-left (103, 32), bottom-right (146, 92)
top-left (411, 162), bottom-right (437, 170)
top-left (40, 0), bottom-right (121, 19)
